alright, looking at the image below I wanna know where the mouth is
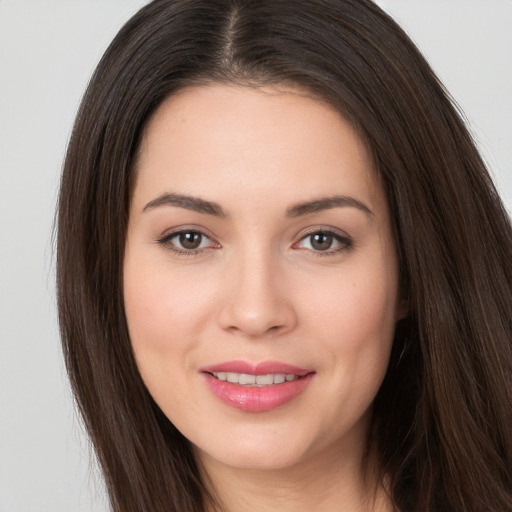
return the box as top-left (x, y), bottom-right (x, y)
top-left (208, 371), bottom-right (301, 386)
top-left (200, 361), bottom-right (315, 412)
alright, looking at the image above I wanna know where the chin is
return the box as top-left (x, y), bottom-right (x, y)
top-left (199, 444), bottom-right (309, 472)
top-left (191, 424), bottom-right (317, 472)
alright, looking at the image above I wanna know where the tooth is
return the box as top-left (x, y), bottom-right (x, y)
top-left (213, 372), bottom-right (299, 385)
top-left (226, 372), bottom-right (239, 383)
top-left (238, 373), bottom-right (256, 385)
top-left (255, 374), bottom-right (274, 385)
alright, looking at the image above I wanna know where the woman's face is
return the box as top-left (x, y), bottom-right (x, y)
top-left (124, 85), bottom-right (404, 472)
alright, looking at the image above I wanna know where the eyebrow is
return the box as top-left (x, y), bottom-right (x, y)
top-left (143, 192), bottom-right (227, 217)
top-left (142, 192), bottom-right (373, 218)
top-left (285, 195), bottom-right (374, 218)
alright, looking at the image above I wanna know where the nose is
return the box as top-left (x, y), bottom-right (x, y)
top-left (217, 248), bottom-right (297, 338)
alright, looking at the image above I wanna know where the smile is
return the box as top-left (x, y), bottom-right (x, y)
top-left (210, 372), bottom-right (300, 386)
top-left (201, 361), bottom-right (315, 412)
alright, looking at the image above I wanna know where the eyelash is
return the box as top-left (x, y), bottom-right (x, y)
top-left (295, 230), bottom-right (353, 256)
top-left (157, 228), bottom-right (353, 257)
top-left (157, 229), bottom-right (218, 256)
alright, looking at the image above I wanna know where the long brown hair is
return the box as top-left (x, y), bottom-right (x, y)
top-left (57, 1), bottom-right (512, 510)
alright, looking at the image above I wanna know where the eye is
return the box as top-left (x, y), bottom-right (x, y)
top-left (294, 230), bottom-right (352, 254)
top-left (158, 230), bottom-right (218, 254)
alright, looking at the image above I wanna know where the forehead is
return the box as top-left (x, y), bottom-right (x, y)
top-left (133, 84), bottom-right (383, 213)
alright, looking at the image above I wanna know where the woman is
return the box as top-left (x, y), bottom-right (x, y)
top-left (56, 0), bottom-right (512, 510)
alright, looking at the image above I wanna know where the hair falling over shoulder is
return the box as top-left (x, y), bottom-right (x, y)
top-left (56, 1), bottom-right (512, 510)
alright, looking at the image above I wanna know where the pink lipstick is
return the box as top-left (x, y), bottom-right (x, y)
top-left (200, 360), bottom-right (315, 412)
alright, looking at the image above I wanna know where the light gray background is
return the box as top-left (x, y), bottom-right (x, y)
top-left (1, 1), bottom-right (510, 511)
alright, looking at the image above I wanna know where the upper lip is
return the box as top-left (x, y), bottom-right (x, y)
top-left (200, 360), bottom-right (313, 376)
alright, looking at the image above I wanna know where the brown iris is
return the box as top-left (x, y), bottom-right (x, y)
top-left (179, 232), bottom-right (202, 249)
top-left (310, 232), bottom-right (333, 251)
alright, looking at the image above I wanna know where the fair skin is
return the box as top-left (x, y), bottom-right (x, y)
top-left (124, 84), bottom-right (403, 511)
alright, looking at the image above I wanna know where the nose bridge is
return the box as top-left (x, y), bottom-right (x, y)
top-left (218, 241), bottom-right (295, 337)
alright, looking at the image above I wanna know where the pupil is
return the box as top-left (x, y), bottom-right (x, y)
top-left (311, 233), bottom-right (332, 251)
top-left (179, 232), bottom-right (201, 249)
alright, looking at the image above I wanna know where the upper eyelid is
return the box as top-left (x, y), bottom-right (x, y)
top-left (294, 225), bottom-right (351, 240)
top-left (157, 228), bottom-right (219, 251)
top-left (159, 226), bottom-right (217, 241)
top-left (164, 230), bottom-right (213, 243)
top-left (295, 231), bottom-right (351, 246)
top-left (292, 228), bottom-right (353, 253)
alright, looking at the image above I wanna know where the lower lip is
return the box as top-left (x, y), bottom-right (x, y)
top-left (202, 373), bottom-right (314, 412)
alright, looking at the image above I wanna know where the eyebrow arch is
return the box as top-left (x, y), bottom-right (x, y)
top-left (143, 192), bottom-right (227, 217)
top-left (285, 195), bottom-right (374, 218)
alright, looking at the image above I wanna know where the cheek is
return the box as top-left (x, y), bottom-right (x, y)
top-left (123, 255), bottom-right (215, 371)
top-left (122, 258), bottom-right (214, 426)
top-left (127, 247), bottom-right (204, 317)
top-left (304, 262), bottom-right (399, 347)
top-left (300, 255), bottom-right (399, 399)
